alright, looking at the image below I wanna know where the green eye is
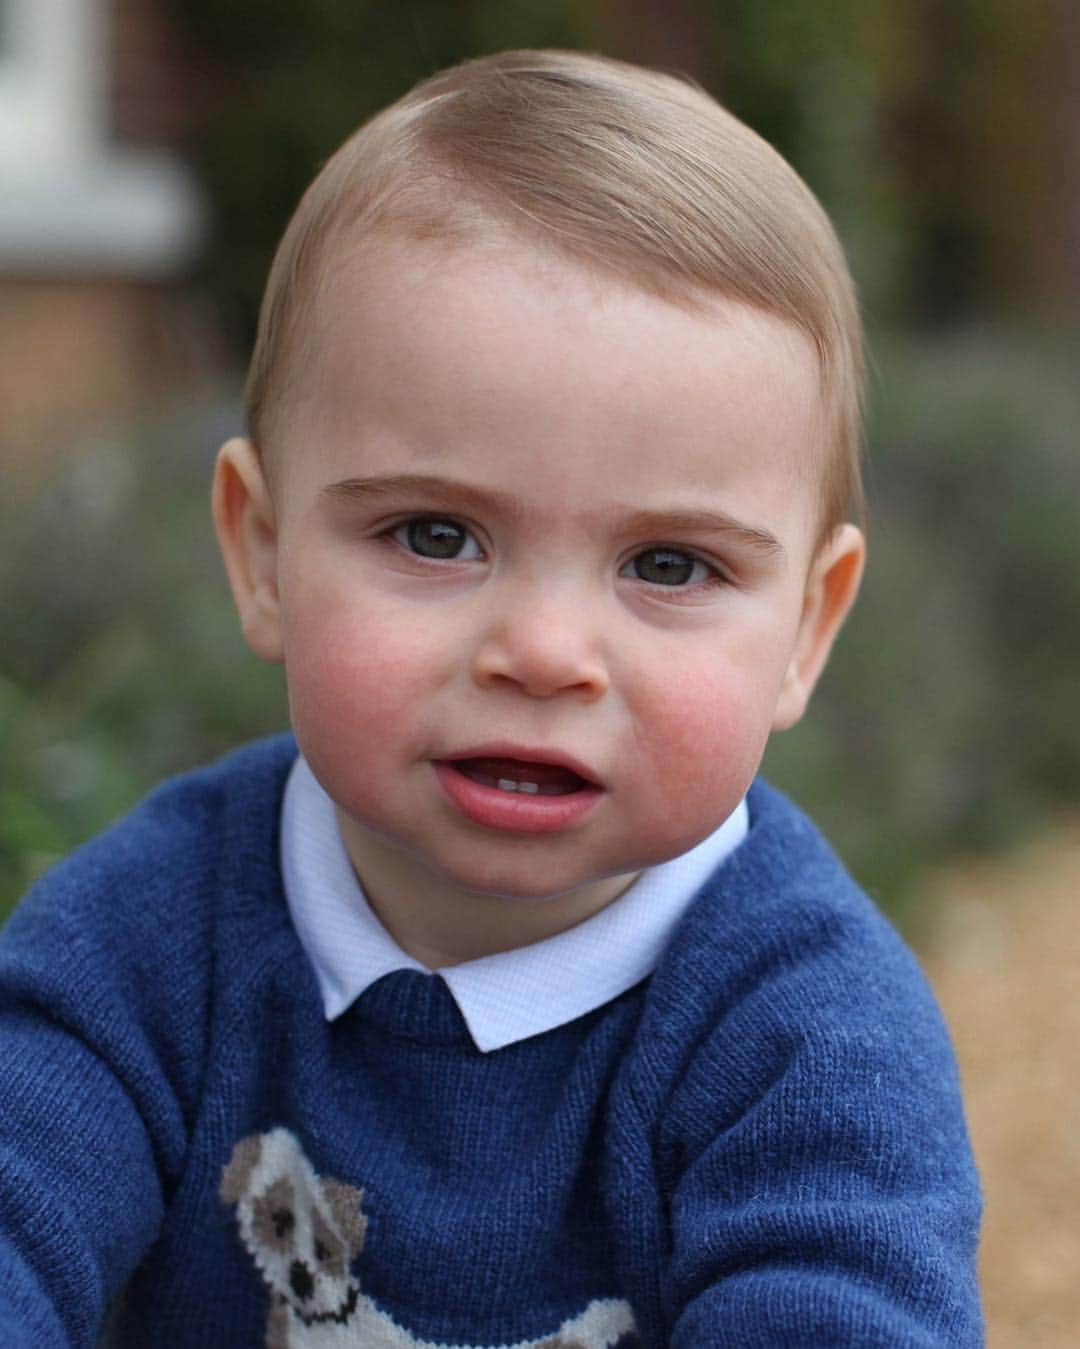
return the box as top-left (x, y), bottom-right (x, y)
top-left (394, 518), bottom-right (480, 560)
top-left (628, 548), bottom-right (706, 586)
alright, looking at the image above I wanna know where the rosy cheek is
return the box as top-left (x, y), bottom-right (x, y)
top-left (284, 607), bottom-right (420, 765)
top-left (635, 664), bottom-right (769, 826)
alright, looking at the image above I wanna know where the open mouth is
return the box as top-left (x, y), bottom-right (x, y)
top-left (450, 757), bottom-right (589, 797)
top-left (434, 754), bottom-right (602, 833)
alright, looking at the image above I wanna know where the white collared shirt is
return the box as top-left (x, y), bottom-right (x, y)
top-left (280, 756), bottom-right (747, 1052)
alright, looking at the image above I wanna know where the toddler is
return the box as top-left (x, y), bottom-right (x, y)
top-left (0, 50), bottom-right (981, 1347)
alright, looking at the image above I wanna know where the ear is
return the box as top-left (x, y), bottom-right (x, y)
top-left (220, 1133), bottom-right (263, 1206)
top-left (322, 1178), bottom-right (368, 1257)
top-left (772, 523), bottom-right (865, 732)
top-left (212, 437), bottom-right (284, 663)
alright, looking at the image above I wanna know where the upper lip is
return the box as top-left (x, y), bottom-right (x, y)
top-left (438, 743), bottom-right (604, 788)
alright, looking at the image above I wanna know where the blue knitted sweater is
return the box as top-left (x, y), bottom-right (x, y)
top-left (0, 736), bottom-right (981, 1347)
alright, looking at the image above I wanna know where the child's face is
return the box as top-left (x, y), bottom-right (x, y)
top-left (216, 235), bottom-right (862, 953)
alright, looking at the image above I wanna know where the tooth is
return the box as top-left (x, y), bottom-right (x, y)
top-left (497, 779), bottom-right (518, 793)
top-left (518, 782), bottom-right (539, 794)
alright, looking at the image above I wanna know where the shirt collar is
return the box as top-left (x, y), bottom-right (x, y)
top-left (281, 755), bottom-right (747, 1052)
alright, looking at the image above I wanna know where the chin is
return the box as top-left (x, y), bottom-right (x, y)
top-left (430, 847), bottom-right (639, 911)
top-left (442, 866), bottom-right (583, 905)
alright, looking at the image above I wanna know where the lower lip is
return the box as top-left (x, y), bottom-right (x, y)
top-left (433, 762), bottom-right (603, 834)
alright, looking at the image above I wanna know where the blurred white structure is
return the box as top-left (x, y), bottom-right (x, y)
top-left (0, 0), bottom-right (205, 275)
top-left (0, 0), bottom-right (216, 473)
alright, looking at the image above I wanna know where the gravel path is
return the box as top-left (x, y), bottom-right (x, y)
top-left (918, 820), bottom-right (1080, 1347)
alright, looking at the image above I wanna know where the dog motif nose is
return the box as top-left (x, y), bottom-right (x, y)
top-left (289, 1260), bottom-right (315, 1301)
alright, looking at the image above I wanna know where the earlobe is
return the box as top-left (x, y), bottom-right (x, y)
top-left (772, 523), bottom-right (865, 731)
top-left (212, 437), bottom-right (285, 663)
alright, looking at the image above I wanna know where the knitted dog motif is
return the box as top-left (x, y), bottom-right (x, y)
top-left (221, 1128), bottom-right (367, 1348)
top-left (221, 1129), bottom-right (636, 1349)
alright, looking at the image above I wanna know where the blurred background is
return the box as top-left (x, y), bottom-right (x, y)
top-left (1, 2), bottom-right (1077, 1342)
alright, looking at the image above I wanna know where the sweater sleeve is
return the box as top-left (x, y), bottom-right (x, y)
top-left (655, 894), bottom-right (983, 1345)
top-left (0, 1004), bottom-right (166, 1346)
top-left (0, 815), bottom-right (210, 1346)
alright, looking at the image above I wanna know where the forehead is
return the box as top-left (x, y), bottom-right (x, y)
top-left (284, 234), bottom-right (825, 544)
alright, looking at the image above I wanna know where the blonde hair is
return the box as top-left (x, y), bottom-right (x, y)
top-left (246, 49), bottom-right (864, 534)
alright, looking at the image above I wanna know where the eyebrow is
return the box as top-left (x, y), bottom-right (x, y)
top-left (323, 474), bottom-right (525, 521)
top-left (323, 474), bottom-right (784, 559)
top-left (615, 508), bottom-right (785, 560)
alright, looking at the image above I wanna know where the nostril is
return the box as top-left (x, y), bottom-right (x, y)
top-left (289, 1260), bottom-right (315, 1301)
top-left (472, 638), bottom-right (609, 701)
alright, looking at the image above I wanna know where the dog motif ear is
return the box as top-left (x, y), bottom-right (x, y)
top-left (322, 1177), bottom-right (368, 1257)
top-left (220, 1133), bottom-right (263, 1205)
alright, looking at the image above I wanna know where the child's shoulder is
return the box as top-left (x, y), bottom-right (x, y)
top-left (627, 780), bottom-right (980, 1277)
top-left (2, 734), bottom-right (297, 974)
top-left (674, 776), bottom-right (919, 979)
top-left (645, 777), bottom-right (956, 1087)
top-left (29, 732), bottom-right (293, 890)
top-left (607, 788), bottom-right (982, 1346)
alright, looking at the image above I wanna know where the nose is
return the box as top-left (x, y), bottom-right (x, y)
top-left (289, 1259), bottom-right (314, 1301)
top-left (471, 589), bottom-right (609, 701)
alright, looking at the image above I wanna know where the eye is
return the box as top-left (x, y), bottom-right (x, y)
top-left (272, 1208), bottom-right (295, 1239)
top-left (622, 547), bottom-right (715, 587)
top-left (392, 517), bottom-right (483, 561)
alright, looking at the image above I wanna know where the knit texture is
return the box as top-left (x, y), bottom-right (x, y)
top-left (0, 736), bottom-right (982, 1347)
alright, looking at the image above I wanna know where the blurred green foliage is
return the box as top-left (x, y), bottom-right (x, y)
top-left (3, 327), bottom-right (1078, 920)
top-left (0, 398), bottom-right (288, 914)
